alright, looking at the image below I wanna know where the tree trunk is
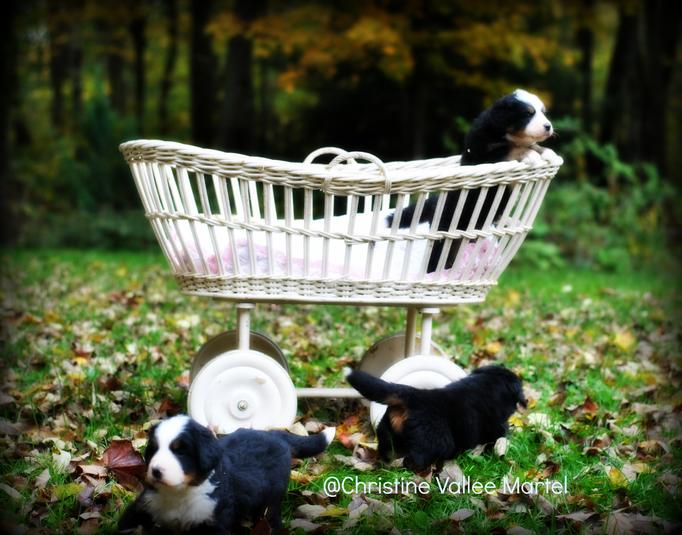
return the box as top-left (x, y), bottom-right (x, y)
top-left (219, 0), bottom-right (266, 152)
top-left (130, 7), bottom-right (147, 133)
top-left (70, 1), bottom-right (84, 126)
top-left (190, 0), bottom-right (217, 146)
top-left (47, 2), bottom-right (69, 130)
top-left (107, 30), bottom-right (127, 114)
top-left (0, 2), bottom-right (17, 243)
top-left (159, 0), bottom-right (178, 135)
top-left (576, 0), bottom-right (595, 135)
top-left (600, 1), bottom-right (680, 176)
top-left (600, 10), bottom-right (627, 145)
top-left (635, 0), bottom-right (680, 175)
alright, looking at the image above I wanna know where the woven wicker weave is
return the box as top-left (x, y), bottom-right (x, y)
top-left (120, 139), bottom-right (561, 306)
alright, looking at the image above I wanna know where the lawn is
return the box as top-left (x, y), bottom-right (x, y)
top-left (1, 249), bottom-right (680, 534)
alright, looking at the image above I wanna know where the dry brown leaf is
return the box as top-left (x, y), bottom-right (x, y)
top-left (101, 439), bottom-right (145, 491)
top-left (288, 518), bottom-right (320, 532)
top-left (77, 464), bottom-right (108, 478)
top-left (450, 508), bottom-right (475, 521)
top-left (290, 470), bottom-right (314, 485)
top-left (333, 454), bottom-right (373, 472)
top-left (295, 504), bottom-right (326, 520)
top-left (556, 510), bottom-right (598, 524)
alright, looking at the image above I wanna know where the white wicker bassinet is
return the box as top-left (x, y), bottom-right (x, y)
top-left (120, 140), bottom-right (561, 306)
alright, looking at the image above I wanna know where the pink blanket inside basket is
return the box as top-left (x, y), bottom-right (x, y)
top-left (166, 212), bottom-right (497, 281)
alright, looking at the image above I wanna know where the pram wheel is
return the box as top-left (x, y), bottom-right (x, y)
top-left (368, 355), bottom-right (466, 428)
top-left (190, 330), bottom-right (288, 380)
top-left (358, 333), bottom-right (445, 377)
top-left (188, 350), bottom-right (297, 434)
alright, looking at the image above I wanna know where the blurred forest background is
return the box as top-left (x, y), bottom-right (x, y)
top-left (1, 0), bottom-right (680, 271)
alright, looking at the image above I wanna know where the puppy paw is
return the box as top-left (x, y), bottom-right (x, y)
top-left (520, 150), bottom-right (543, 165)
top-left (538, 147), bottom-right (563, 165)
top-left (342, 366), bottom-right (353, 378)
top-left (322, 426), bottom-right (336, 445)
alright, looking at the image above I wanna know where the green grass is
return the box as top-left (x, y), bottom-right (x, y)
top-left (1, 249), bottom-right (680, 533)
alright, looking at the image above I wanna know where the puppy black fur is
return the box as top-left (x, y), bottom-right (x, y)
top-left (387, 90), bottom-right (554, 272)
top-left (118, 417), bottom-right (333, 534)
top-left (347, 365), bottom-right (526, 474)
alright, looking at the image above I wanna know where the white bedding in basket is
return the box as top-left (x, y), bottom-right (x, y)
top-left (167, 210), bottom-right (496, 281)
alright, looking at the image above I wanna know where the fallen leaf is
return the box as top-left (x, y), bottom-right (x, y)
top-left (35, 468), bottom-right (50, 489)
top-left (508, 526), bottom-right (534, 535)
top-left (527, 413), bottom-right (551, 428)
top-left (333, 454), bottom-right (373, 472)
top-left (77, 464), bottom-right (108, 478)
top-left (450, 508), bottom-right (475, 521)
top-left (290, 470), bottom-right (314, 485)
top-left (288, 518), bottom-right (320, 532)
top-left (508, 414), bottom-right (525, 427)
top-left (0, 418), bottom-right (22, 435)
top-left (0, 483), bottom-right (22, 500)
top-left (613, 330), bottom-right (637, 352)
top-left (79, 511), bottom-right (101, 520)
top-left (295, 504), bottom-right (326, 520)
top-left (102, 440), bottom-right (145, 477)
top-left (557, 510), bottom-right (598, 524)
top-left (102, 440), bottom-right (146, 491)
top-left (533, 494), bottom-right (555, 515)
top-left (52, 482), bottom-right (84, 500)
top-left (606, 511), bottom-right (635, 534)
top-left (287, 422), bottom-right (308, 436)
top-left (439, 461), bottom-right (464, 485)
top-left (606, 466), bottom-right (629, 488)
top-left (52, 450), bottom-right (72, 473)
top-left (494, 437), bottom-right (508, 457)
top-left (484, 340), bottom-right (503, 355)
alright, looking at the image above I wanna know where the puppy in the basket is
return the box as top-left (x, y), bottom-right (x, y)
top-left (347, 365), bottom-right (526, 474)
top-left (388, 89), bottom-right (561, 272)
top-left (118, 415), bottom-right (335, 534)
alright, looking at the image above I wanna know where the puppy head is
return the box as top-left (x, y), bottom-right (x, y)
top-left (472, 365), bottom-right (526, 409)
top-left (145, 415), bottom-right (219, 489)
top-left (490, 89), bottom-right (553, 147)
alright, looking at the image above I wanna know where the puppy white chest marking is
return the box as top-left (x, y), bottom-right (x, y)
top-left (143, 475), bottom-right (217, 528)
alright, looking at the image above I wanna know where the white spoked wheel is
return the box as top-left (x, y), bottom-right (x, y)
top-left (369, 355), bottom-right (467, 428)
top-left (188, 350), bottom-right (297, 435)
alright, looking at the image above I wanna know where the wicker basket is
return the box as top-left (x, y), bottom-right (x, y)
top-left (120, 140), bottom-right (561, 306)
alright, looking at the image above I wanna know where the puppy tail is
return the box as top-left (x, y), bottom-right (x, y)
top-left (346, 370), bottom-right (406, 405)
top-left (278, 427), bottom-right (336, 459)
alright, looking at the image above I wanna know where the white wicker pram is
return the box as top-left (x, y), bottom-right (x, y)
top-left (120, 139), bottom-right (561, 433)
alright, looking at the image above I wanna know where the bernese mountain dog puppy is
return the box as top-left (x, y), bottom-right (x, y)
top-left (118, 415), bottom-right (335, 534)
top-left (347, 365), bottom-right (526, 475)
top-left (388, 89), bottom-right (561, 272)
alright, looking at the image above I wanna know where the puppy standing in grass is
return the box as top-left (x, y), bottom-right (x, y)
top-left (347, 365), bottom-right (526, 475)
top-left (118, 415), bottom-right (335, 534)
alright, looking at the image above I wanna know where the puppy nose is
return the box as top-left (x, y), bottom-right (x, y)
top-left (151, 467), bottom-right (163, 480)
top-left (544, 123), bottom-right (552, 132)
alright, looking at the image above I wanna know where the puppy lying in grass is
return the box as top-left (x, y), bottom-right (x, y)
top-left (347, 365), bottom-right (526, 474)
top-left (118, 415), bottom-right (335, 534)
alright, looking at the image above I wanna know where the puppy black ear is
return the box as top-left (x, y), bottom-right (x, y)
top-left (143, 424), bottom-right (159, 465)
top-left (191, 422), bottom-right (220, 476)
